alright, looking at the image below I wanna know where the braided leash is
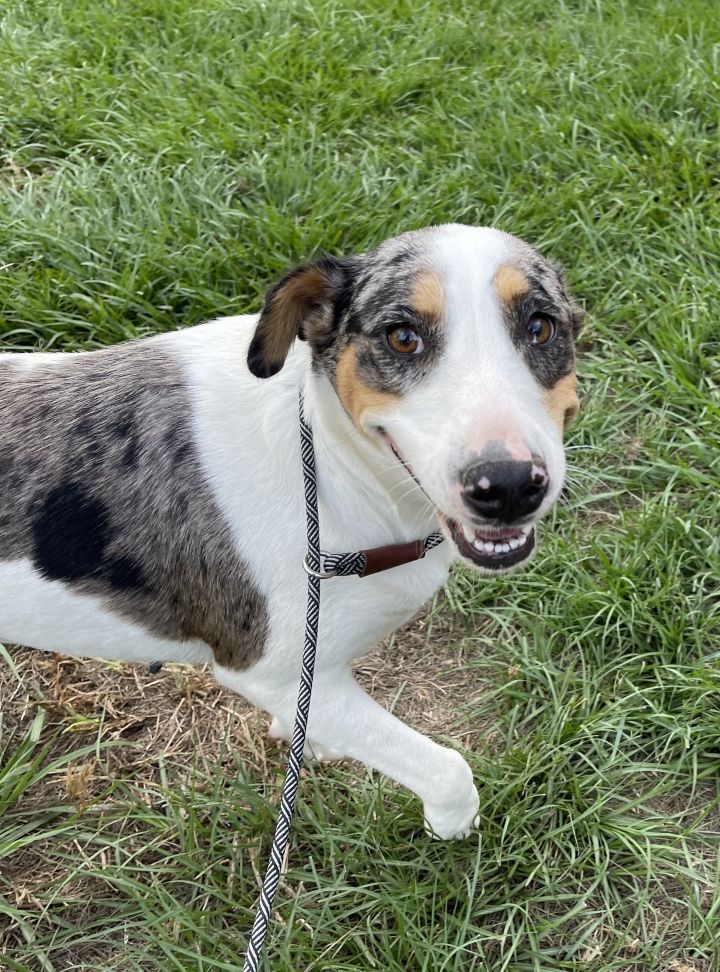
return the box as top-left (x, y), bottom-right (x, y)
top-left (241, 391), bottom-right (322, 972)
top-left (241, 391), bottom-right (443, 970)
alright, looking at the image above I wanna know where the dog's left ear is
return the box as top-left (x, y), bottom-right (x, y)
top-left (247, 256), bottom-right (352, 379)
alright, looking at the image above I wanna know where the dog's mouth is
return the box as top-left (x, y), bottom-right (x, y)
top-left (440, 516), bottom-right (536, 572)
top-left (378, 428), bottom-right (537, 573)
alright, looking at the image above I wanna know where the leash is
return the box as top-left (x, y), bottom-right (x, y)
top-left (241, 390), bottom-right (443, 971)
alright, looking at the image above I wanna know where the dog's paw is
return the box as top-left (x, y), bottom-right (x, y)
top-left (423, 752), bottom-right (480, 840)
top-left (268, 717), bottom-right (344, 763)
top-left (424, 803), bottom-right (480, 840)
top-left (303, 740), bottom-right (345, 763)
top-left (268, 715), bottom-right (290, 742)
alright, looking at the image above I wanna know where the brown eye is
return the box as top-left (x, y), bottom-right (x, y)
top-left (386, 325), bottom-right (424, 355)
top-left (526, 314), bottom-right (555, 346)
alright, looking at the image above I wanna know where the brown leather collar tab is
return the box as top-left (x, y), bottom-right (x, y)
top-left (360, 539), bottom-right (428, 577)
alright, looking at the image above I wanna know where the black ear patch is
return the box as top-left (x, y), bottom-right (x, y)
top-left (247, 256), bottom-right (353, 378)
top-left (246, 344), bottom-right (284, 379)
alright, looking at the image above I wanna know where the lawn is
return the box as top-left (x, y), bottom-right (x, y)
top-left (1, 0), bottom-right (719, 969)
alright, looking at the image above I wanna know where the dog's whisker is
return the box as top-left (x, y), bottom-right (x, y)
top-left (387, 481), bottom-right (435, 514)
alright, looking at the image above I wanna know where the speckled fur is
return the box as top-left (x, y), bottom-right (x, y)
top-left (0, 345), bottom-right (268, 669)
top-left (496, 254), bottom-right (584, 389)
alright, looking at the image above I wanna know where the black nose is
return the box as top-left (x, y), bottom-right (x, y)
top-left (461, 459), bottom-right (548, 523)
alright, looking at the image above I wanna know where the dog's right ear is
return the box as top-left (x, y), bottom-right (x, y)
top-left (247, 256), bottom-right (351, 379)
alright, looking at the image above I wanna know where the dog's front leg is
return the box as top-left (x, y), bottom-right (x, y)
top-left (309, 672), bottom-right (479, 839)
top-left (217, 664), bottom-right (479, 840)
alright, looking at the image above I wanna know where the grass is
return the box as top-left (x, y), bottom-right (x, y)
top-left (1, 0), bottom-right (719, 968)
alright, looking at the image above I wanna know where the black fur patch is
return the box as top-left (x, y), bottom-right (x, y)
top-left (247, 343), bottom-right (282, 379)
top-left (106, 556), bottom-right (147, 591)
top-left (34, 482), bottom-right (111, 581)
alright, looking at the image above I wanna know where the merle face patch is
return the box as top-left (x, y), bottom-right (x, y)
top-left (319, 241), bottom-right (447, 400)
top-left (0, 346), bottom-right (268, 670)
top-left (494, 257), bottom-right (583, 390)
top-left (247, 232), bottom-right (452, 406)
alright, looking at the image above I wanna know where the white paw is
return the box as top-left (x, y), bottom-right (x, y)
top-left (423, 752), bottom-right (480, 840)
top-left (424, 800), bottom-right (480, 840)
top-left (303, 740), bottom-right (345, 763)
top-left (268, 717), bottom-right (344, 763)
top-left (268, 715), bottom-right (289, 741)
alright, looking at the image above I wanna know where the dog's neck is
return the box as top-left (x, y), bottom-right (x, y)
top-left (301, 365), bottom-right (439, 548)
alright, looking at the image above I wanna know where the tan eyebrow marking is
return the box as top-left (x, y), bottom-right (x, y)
top-left (410, 270), bottom-right (444, 321)
top-left (494, 263), bottom-right (530, 304)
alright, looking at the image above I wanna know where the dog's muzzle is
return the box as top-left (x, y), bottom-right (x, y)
top-left (441, 516), bottom-right (536, 572)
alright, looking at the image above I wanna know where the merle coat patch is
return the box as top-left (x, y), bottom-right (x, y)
top-left (0, 345), bottom-right (268, 669)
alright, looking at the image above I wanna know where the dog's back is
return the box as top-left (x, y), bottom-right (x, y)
top-left (0, 338), bottom-right (267, 666)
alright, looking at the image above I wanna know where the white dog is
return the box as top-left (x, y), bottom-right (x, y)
top-left (0, 224), bottom-right (582, 838)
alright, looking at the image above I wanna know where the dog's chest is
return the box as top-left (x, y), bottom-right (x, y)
top-left (296, 548), bottom-right (452, 665)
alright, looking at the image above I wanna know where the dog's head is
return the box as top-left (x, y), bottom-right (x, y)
top-left (248, 224), bottom-right (583, 574)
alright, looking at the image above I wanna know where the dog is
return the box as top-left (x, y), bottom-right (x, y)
top-left (0, 224), bottom-right (582, 839)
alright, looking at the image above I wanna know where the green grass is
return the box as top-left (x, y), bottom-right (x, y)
top-left (1, 0), bottom-right (719, 968)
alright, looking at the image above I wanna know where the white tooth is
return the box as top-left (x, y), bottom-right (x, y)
top-left (463, 525), bottom-right (476, 543)
top-left (494, 542), bottom-right (504, 553)
top-left (484, 542), bottom-right (495, 553)
top-left (473, 538), bottom-right (484, 550)
top-left (501, 543), bottom-right (511, 553)
top-left (508, 538), bottom-right (520, 550)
